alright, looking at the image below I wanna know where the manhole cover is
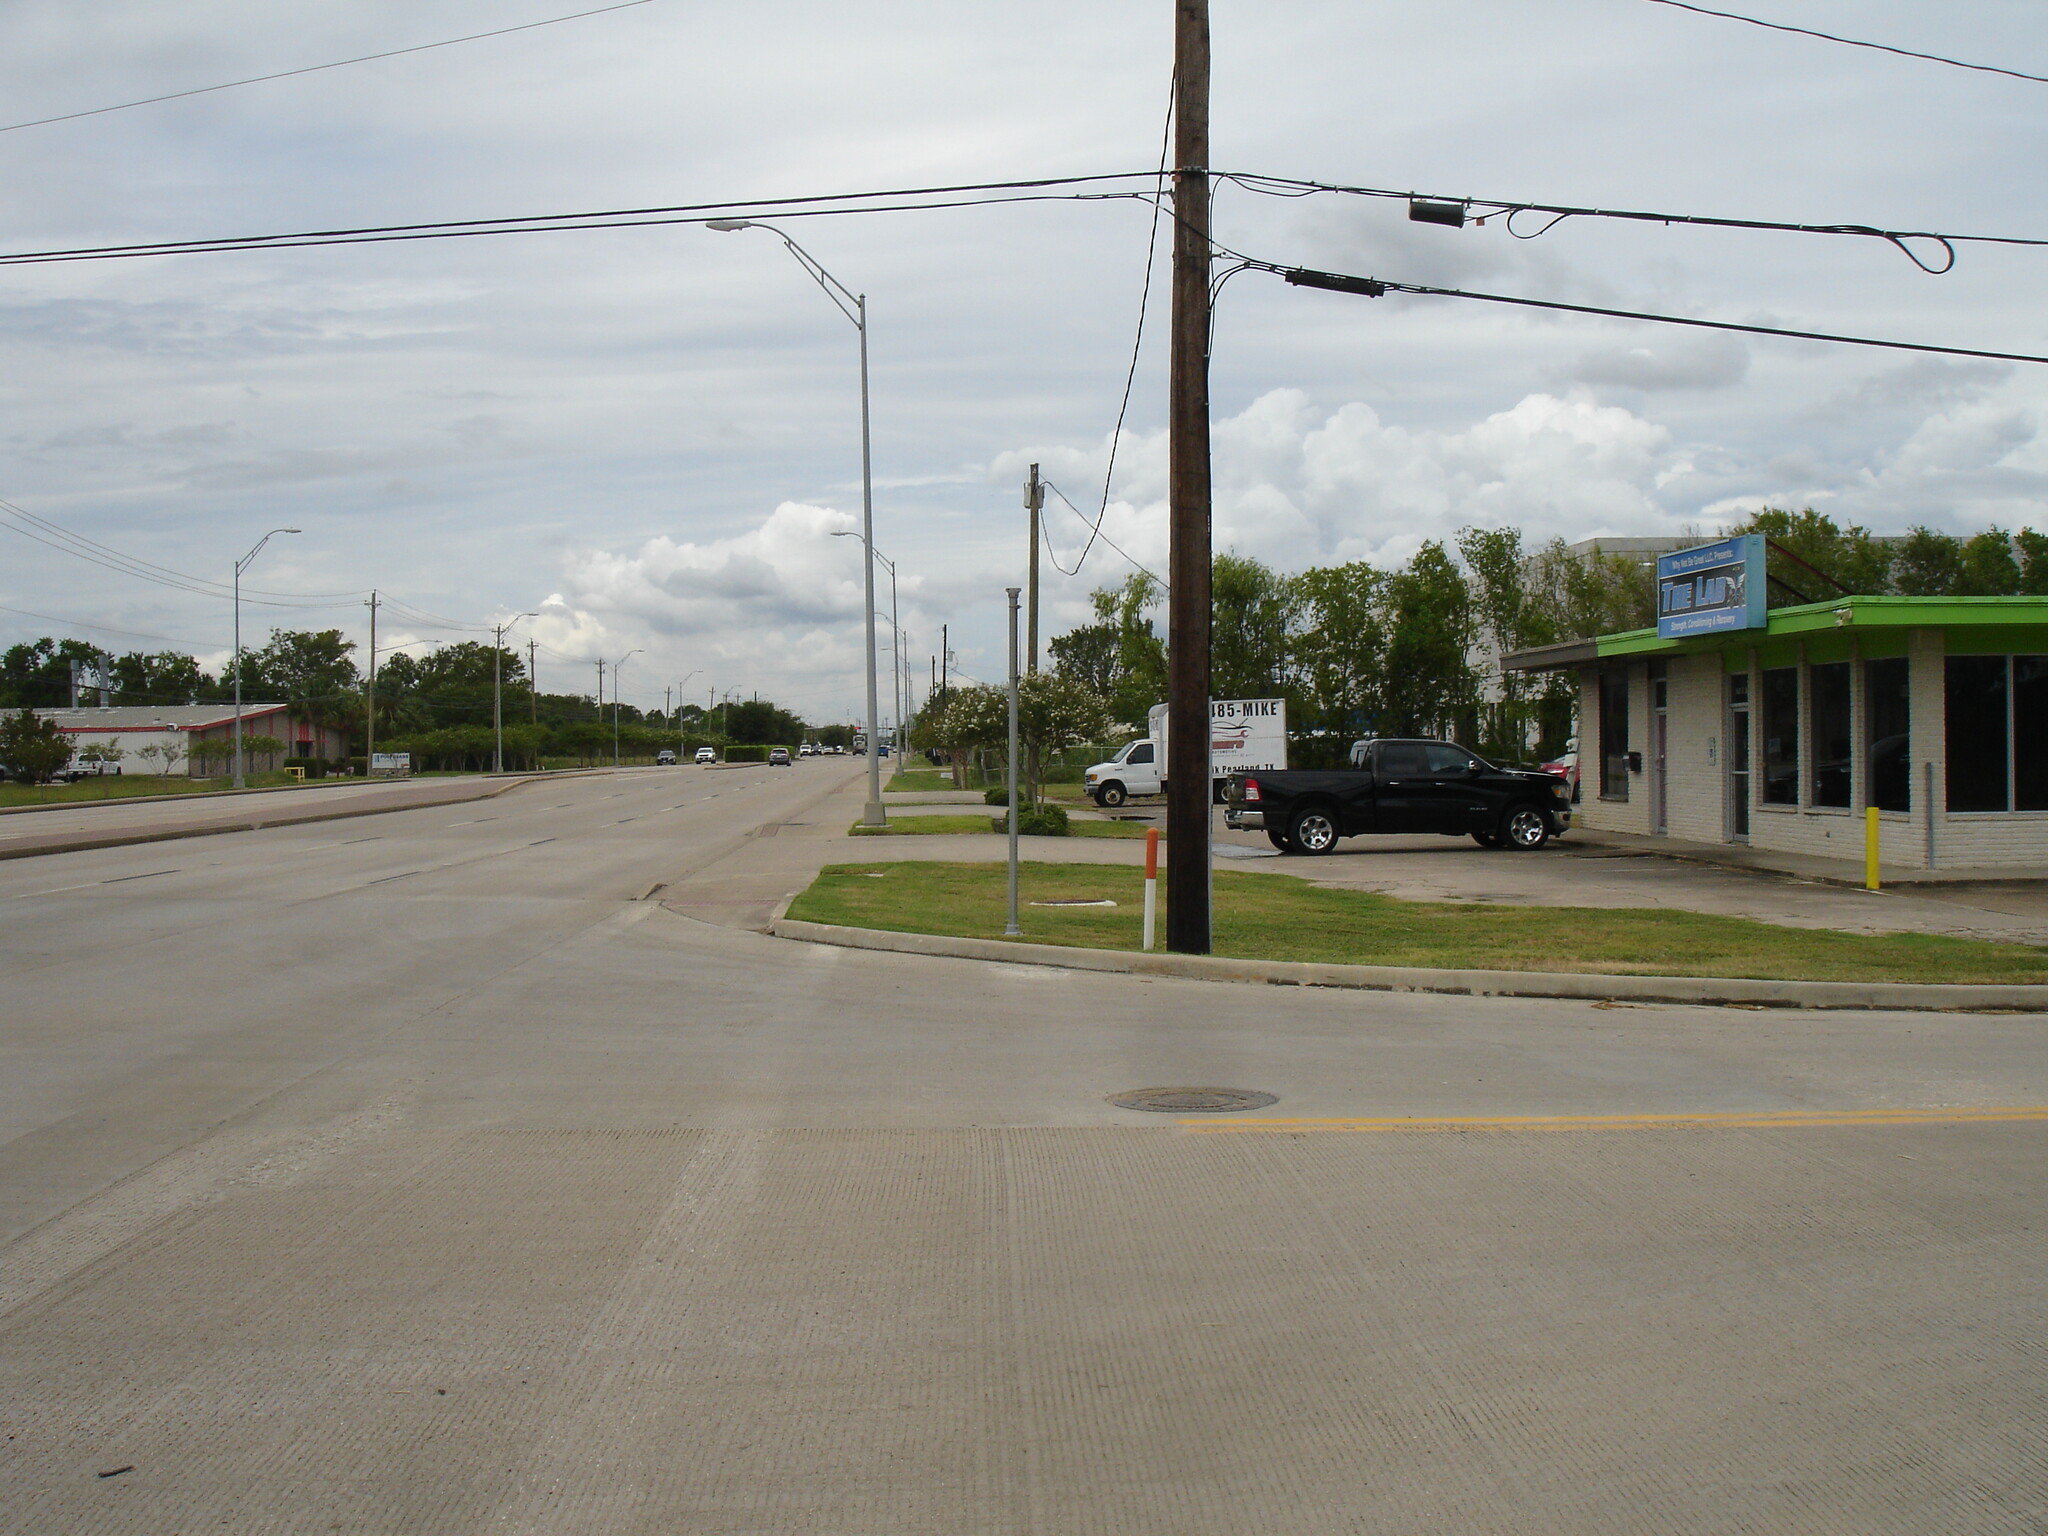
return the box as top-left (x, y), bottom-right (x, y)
top-left (1109, 1087), bottom-right (1278, 1114)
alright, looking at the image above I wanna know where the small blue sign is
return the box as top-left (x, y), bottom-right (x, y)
top-left (1657, 536), bottom-right (1766, 638)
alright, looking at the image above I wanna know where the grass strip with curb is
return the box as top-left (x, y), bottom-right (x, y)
top-left (786, 860), bottom-right (2048, 985)
top-left (848, 816), bottom-right (1149, 839)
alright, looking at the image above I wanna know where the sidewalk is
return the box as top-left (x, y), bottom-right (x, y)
top-left (1568, 824), bottom-right (2048, 888)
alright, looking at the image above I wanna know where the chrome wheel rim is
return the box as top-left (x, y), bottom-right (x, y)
top-left (1506, 809), bottom-right (1546, 847)
top-left (1295, 813), bottom-right (1337, 852)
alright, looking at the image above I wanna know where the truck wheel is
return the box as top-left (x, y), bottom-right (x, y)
top-left (1288, 807), bottom-right (1340, 855)
top-left (1096, 781), bottom-right (1126, 809)
top-left (1501, 806), bottom-right (1550, 850)
top-left (1265, 827), bottom-right (1293, 852)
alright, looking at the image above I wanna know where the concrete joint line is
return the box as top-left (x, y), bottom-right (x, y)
top-left (765, 917), bottom-right (2048, 1013)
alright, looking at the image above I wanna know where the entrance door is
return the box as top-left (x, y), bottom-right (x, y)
top-left (1651, 676), bottom-right (1669, 835)
top-left (1727, 674), bottom-right (1751, 841)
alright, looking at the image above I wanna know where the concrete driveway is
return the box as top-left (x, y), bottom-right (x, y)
top-left (4, 759), bottom-right (2046, 1534)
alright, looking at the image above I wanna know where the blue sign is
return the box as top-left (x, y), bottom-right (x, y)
top-left (1657, 536), bottom-right (1766, 638)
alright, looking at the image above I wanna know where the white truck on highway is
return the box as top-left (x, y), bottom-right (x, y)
top-left (1083, 698), bottom-right (1288, 808)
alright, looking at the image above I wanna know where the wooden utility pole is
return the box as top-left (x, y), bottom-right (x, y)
top-left (1026, 462), bottom-right (1042, 671)
top-left (527, 638), bottom-right (538, 724)
top-left (940, 623), bottom-right (949, 693)
top-left (364, 591), bottom-right (379, 773)
top-left (1166, 0), bottom-right (1213, 953)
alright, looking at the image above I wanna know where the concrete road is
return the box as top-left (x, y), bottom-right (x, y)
top-left (4, 758), bottom-right (2047, 1534)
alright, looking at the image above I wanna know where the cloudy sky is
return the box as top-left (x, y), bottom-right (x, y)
top-left (2, 1), bottom-right (2043, 723)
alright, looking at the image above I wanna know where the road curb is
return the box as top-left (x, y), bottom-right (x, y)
top-left (0, 772), bottom-right (597, 862)
top-left (765, 916), bottom-right (2048, 1012)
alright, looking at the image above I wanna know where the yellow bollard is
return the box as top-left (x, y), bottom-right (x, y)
top-left (1865, 804), bottom-right (1880, 891)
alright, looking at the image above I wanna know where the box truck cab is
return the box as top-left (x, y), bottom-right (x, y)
top-left (1084, 698), bottom-right (1287, 808)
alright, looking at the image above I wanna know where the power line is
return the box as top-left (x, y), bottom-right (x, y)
top-left (0, 603), bottom-right (217, 649)
top-left (1220, 172), bottom-right (2048, 275)
top-left (1040, 479), bottom-right (1167, 591)
top-left (1640, 0), bottom-right (2048, 85)
top-left (0, 1), bottom-right (659, 135)
top-left (1270, 263), bottom-right (2048, 366)
top-left (0, 174), bottom-right (1158, 268)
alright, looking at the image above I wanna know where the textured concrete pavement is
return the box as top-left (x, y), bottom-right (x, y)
top-left (5, 758), bottom-right (2047, 1533)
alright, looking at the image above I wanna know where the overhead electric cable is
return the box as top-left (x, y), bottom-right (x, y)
top-left (1268, 263), bottom-right (2048, 366)
top-left (1640, 0), bottom-right (2048, 85)
top-left (0, 173), bottom-right (1157, 267)
top-left (0, 1), bottom-right (658, 135)
top-left (0, 602), bottom-right (216, 649)
top-left (1220, 172), bottom-right (2048, 274)
top-left (1040, 479), bottom-right (1167, 589)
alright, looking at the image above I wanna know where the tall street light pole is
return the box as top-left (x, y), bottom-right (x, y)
top-left (232, 527), bottom-right (300, 789)
top-left (492, 612), bottom-right (537, 774)
top-left (674, 668), bottom-right (702, 754)
top-left (612, 648), bottom-right (642, 767)
top-left (708, 218), bottom-right (885, 826)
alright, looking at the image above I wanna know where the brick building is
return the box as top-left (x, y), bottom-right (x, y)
top-left (1505, 594), bottom-right (2048, 872)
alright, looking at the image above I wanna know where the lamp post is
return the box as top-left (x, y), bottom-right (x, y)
top-left (492, 612), bottom-right (538, 774)
top-left (675, 668), bottom-right (702, 754)
top-left (232, 527), bottom-right (300, 788)
top-left (708, 218), bottom-right (885, 826)
top-left (612, 648), bottom-right (642, 767)
top-left (831, 531), bottom-right (904, 769)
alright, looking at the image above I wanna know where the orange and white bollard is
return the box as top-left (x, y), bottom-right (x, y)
top-left (1143, 826), bottom-right (1161, 950)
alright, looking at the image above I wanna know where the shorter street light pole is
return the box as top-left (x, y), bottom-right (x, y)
top-left (612, 649), bottom-right (642, 767)
top-left (492, 612), bottom-right (537, 774)
top-left (675, 668), bottom-right (702, 754)
top-left (232, 527), bottom-right (300, 788)
top-left (831, 530), bottom-right (903, 767)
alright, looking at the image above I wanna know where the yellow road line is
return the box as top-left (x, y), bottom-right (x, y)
top-left (1178, 1107), bottom-right (2048, 1133)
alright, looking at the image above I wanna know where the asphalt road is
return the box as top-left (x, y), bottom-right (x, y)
top-left (5, 758), bottom-right (2046, 1534)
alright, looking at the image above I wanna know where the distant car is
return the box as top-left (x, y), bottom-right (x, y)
top-left (799, 743), bottom-right (816, 756)
top-left (695, 747), bottom-right (717, 764)
top-left (655, 749), bottom-right (676, 765)
top-left (768, 747), bottom-right (792, 766)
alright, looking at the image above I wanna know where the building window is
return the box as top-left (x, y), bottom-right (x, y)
top-left (1761, 667), bottom-right (1799, 805)
top-left (1948, 655), bottom-right (2048, 812)
top-left (2019, 657), bottom-right (2048, 811)
top-left (1599, 669), bottom-right (1629, 799)
top-left (1809, 661), bottom-right (1852, 808)
top-left (1947, 656), bottom-right (2008, 812)
top-left (1865, 657), bottom-right (1910, 813)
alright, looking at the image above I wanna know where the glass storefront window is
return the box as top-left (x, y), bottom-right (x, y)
top-left (1761, 668), bottom-right (1798, 805)
top-left (1864, 657), bottom-right (1910, 814)
top-left (2018, 657), bottom-right (2048, 812)
top-left (1600, 669), bottom-right (1629, 799)
top-left (1946, 656), bottom-right (2009, 812)
top-left (1809, 662), bottom-right (1852, 808)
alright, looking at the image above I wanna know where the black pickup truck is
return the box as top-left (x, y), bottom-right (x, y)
top-left (1223, 737), bottom-right (1571, 854)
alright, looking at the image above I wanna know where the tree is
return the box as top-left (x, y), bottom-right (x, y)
top-left (725, 698), bottom-right (805, 745)
top-left (1725, 507), bottom-right (1895, 602)
top-left (0, 709), bottom-right (76, 782)
top-left (1210, 553), bottom-right (1294, 700)
top-left (1287, 561), bottom-right (1386, 757)
top-left (1379, 542), bottom-right (1475, 739)
top-left (1891, 527), bottom-right (1963, 596)
top-left (1047, 572), bottom-right (1165, 729)
top-left (1016, 672), bottom-right (1113, 799)
top-left (0, 637), bottom-right (103, 710)
top-left (110, 650), bottom-right (209, 706)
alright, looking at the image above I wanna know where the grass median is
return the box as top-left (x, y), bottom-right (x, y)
top-left (787, 860), bottom-right (2048, 985)
top-left (848, 816), bottom-right (1149, 839)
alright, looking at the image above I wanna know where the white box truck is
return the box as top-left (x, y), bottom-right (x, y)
top-left (1083, 698), bottom-right (1287, 808)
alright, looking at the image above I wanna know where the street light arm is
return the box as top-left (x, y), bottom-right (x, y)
top-left (237, 526), bottom-right (300, 576)
top-left (711, 220), bottom-right (862, 329)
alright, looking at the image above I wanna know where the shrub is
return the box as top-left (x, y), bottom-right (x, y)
top-left (991, 802), bottom-right (1070, 837)
top-left (283, 756), bottom-right (328, 779)
top-left (983, 784), bottom-right (1008, 806)
top-left (723, 745), bottom-right (769, 763)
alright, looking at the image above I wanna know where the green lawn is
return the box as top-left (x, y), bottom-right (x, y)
top-left (787, 860), bottom-right (2048, 985)
top-left (848, 816), bottom-right (1150, 839)
top-left (0, 772), bottom-right (305, 808)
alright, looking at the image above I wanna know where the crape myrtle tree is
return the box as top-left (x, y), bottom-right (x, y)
top-left (0, 708), bottom-right (75, 782)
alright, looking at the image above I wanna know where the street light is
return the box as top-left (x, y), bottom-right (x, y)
top-left (674, 668), bottom-right (702, 753)
top-left (612, 648), bottom-right (642, 767)
top-left (831, 530), bottom-right (905, 769)
top-left (710, 218), bottom-right (885, 826)
top-left (232, 527), bottom-right (300, 788)
top-left (492, 613), bottom-right (538, 774)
